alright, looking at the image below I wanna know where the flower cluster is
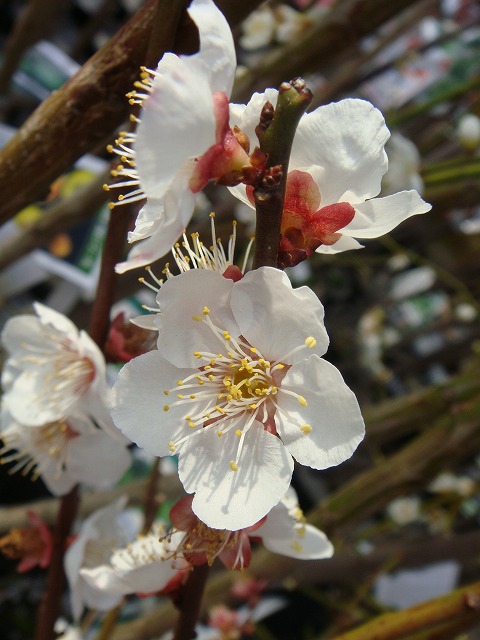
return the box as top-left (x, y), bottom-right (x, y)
top-left (0, 303), bottom-right (130, 495)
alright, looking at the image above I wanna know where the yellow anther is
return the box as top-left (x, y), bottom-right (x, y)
top-left (189, 394), bottom-right (196, 399)
top-left (305, 336), bottom-right (317, 349)
top-left (188, 422), bottom-right (195, 428)
top-left (249, 404), bottom-right (257, 410)
top-left (276, 363), bottom-right (285, 369)
top-left (209, 212), bottom-right (215, 218)
top-left (108, 202), bottom-right (115, 210)
top-left (106, 144), bottom-right (114, 153)
top-left (208, 374), bottom-right (214, 381)
top-left (194, 352), bottom-right (202, 358)
top-left (215, 405), bottom-right (224, 414)
top-left (271, 386), bottom-right (278, 394)
top-left (250, 347), bottom-right (257, 353)
top-left (217, 430), bottom-right (223, 437)
top-left (185, 416), bottom-right (191, 421)
top-left (177, 394), bottom-right (184, 399)
top-left (202, 306), bottom-right (210, 315)
top-left (290, 540), bottom-right (303, 553)
top-left (192, 315), bottom-right (203, 322)
top-left (163, 405), bottom-right (169, 412)
top-left (297, 396), bottom-right (308, 407)
top-left (163, 390), bottom-right (169, 396)
top-left (229, 461), bottom-right (238, 472)
top-left (102, 184), bottom-right (110, 191)
top-left (301, 424), bottom-right (312, 434)
top-left (235, 430), bottom-right (242, 437)
top-left (177, 380), bottom-right (184, 386)
top-left (168, 441), bottom-right (176, 452)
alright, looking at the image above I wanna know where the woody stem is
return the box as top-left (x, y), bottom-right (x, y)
top-left (252, 78), bottom-right (312, 269)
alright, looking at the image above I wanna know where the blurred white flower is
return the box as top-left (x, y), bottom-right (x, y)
top-left (387, 496), bottom-right (422, 525)
top-left (456, 113), bottom-right (480, 151)
top-left (64, 498), bottom-right (141, 620)
top-left (1, 303), bottom-right (112, 432)
top-left (0, 409), bottom-right (131, 496)
top-left (382, 133), bottom-right (424, 196)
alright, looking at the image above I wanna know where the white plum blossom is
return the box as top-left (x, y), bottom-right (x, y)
top-left (1, 303), bottom-right (113, 432)
top-left (111, 267), bottom-right (365, 530)
top-left (0, 408), bottom-right (131, 496)
top-left (80, 527), bottom-right (188, 597)
top-left (255, 487), bottom-right (333, 560)
top-left (64, 498), bottom-right (141, 620)
top-left (81, 487), bottom-right (332, 596)
top-left (228, 93), bottom-right (431, 266)
top-left (110, 0), bottom-right (259, 273)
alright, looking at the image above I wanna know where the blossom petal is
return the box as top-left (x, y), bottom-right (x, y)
top-left (67, 431), bottom-right (131, 488)
top-left (291, 99), bottom-right (389, 205)
top-left (178, 425), bottom-right (294, 530)
top-left (155, 270), bottom-right (239, 368)
top-left (315, 233), bottom-right (363, 254)
top-left (231, 267), bottom-right (329, 363)
top-left (276, 355), bottom-right (365, 469)
top-left (134, 0), bottom-right (235, 203)
top-left (188, 0), bottom-right (236, 96)
top-left (111, 351), bottom-right (202, 457)
top-left (256, 498), bottom-right (333, 560)
top-left (340, 190), bottom-right (431, 238)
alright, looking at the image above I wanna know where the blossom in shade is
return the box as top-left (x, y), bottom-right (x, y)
top-left (109, 0), bottom-right (263, 273)
top-left (0, 510), bottom-right (53, 573)
top-left (80, 526), bottom-right (189, 598)
top-left (228, 94), bottom-right (431, 266)
top-left (1, 303), bottom-right (113, 433)
top-left (0, 409), bottom-right (131, 496)
top-left (81, 487), bottom-right (333, 597)
top-left (111, 267), bottom-right (365, 530)
top-left (64, 498), bottom-right (141, 620)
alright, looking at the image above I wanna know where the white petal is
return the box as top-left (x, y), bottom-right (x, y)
top-left (315, 233), bottom-right (364, 254)
top-left (188, 0), bottom-right (236, 96)
top-left (178, 425), bottom-right (293, 530)
top-left (1, 315), bottom-right (48, 357)
top-left (68, 431), bottom-right (131, 488)
top-left (135, 54), bottom-right (216, 201)
top-left (116, 177), bottom-right (196, 273)
top-left (34, 302), bottom-right (79, 338)
top-left (111, 351), bottom-right (202, 457)
top-left (227, 182), bottom-right (252, 209)
top-left (155, 270), bottom-right (238, 368)
top-left (6, 369), bottom-right (71, 425)
top-left (291, 99), bottom-right (389, 205)
top-left (256, 502), bottom-right (333, 560)
top-left (276, 355), bottom-right (365, 469)
top-left (341, 190), bottom-right (431, 238)
top-left (231, 267), bottom-right (329, 363)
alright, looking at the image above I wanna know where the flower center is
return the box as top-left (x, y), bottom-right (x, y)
top-left (163, 310), bottom-right (316, 472)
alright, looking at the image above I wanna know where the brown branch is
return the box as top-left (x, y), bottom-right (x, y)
top-left (34, 485), bottom-right (80, 640)
top-left (0, 170), bottom-right (109, 271)
top-left (173, 564), bottom-right (210, 640)
top-left (253, 78), bottom-right (312, 268)
top-left (0, 0), bottom-right (264, 228)
top-left (329, 581), bottom-right (480, 640)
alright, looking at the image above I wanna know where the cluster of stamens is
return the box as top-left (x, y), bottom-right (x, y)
top-left (19, 334), bottom-right (95, 412)
top-left (0, 420), bottom-right (74, 480)
top-left (171, 520), bottom-right (246, 569)
top-left (163, 310), bottom-right (316, 472)
top-left (138, 214), bottom-right (253, 309)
